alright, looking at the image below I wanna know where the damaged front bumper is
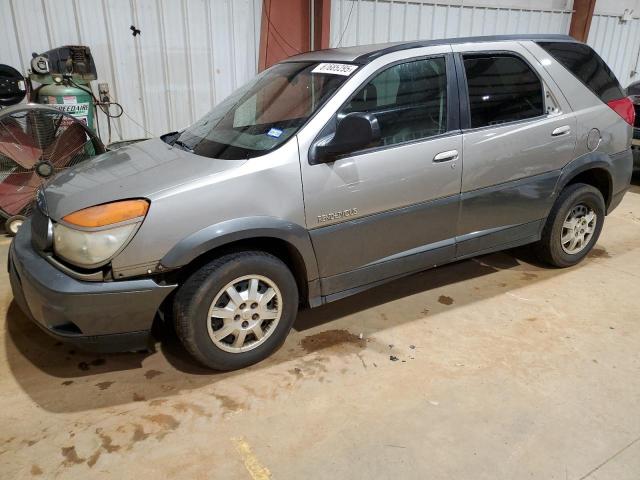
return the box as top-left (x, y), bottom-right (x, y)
top-left (8, 221), bottom-right (177, 352)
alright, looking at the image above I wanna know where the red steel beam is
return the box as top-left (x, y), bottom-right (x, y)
top-left (569, 0), bottom-right (597, 42)
top-left (259, 0), bottom-right (331, 71)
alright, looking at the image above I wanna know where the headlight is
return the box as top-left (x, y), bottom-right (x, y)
top-left (53, 199), bottom-right (149, 268)
top-left (54, 222), bottom-right (139, 267)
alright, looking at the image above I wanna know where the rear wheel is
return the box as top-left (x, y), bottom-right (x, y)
top-left (174, 251), bottom-right (298, 370)
top-left (535, 183), bottom-right (605, 267)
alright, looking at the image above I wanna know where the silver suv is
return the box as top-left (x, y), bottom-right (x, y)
top-left (9, 35), bottom-right (634, 370)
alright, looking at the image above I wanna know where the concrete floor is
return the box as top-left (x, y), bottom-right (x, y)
top-left (1, 186), bottom-right (640, 480)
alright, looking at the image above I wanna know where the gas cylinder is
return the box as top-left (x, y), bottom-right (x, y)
top-left (38, 79), bottom-right (95, 131)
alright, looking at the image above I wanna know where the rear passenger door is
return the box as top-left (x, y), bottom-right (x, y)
top-left (452, 43), bottom-right (577, 257)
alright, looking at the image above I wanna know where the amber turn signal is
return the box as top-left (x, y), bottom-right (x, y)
top-left (63, 199), bottom-right (149, 228)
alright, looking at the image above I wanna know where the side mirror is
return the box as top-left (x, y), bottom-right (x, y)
top-left (313, 112), bottom-right (381, 163)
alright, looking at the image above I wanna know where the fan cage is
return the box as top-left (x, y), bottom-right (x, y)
top-left (0, 105), bottom-right (104, 220)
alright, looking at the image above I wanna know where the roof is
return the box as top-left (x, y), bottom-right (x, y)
top-left (285, 34), bottom-right (576, 65)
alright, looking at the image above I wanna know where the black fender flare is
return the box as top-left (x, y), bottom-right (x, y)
top-left (554, 151), bottom-right (615, 206)
top-left (159, 216), bottom-right (319, 281)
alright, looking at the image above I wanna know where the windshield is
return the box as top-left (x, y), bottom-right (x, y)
top-left (171, 62), bottom-right (354, 160)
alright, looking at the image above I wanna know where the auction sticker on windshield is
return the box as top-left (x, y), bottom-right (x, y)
top-left (266, 128), bottom-right (283, 138)
top-left (312, 63), bottom-right (358, 76)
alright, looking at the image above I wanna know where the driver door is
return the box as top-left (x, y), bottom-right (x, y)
top-left (300, 53), bottom-right (463, 297)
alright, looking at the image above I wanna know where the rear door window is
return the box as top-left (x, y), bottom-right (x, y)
top-left (463, 54), bottom-right (544, 128)
top-left (537, 41), bottom-right (624, 103)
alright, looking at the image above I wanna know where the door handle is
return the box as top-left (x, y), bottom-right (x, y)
top-left (551, 125), bottom-right (571, 136)
top-left (433, 150), bottom-right (459, 163)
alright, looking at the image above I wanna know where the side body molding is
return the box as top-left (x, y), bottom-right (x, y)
top-left (159, 216), bottom-right (320, 281)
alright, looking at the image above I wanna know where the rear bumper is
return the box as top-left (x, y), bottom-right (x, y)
top-left (608, 148), bottom-right (634, 214)
top-left (8, 222), bottom-right (177, 352)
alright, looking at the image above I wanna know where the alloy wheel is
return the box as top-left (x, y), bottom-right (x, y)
top-left (561, 203), bottom-right (597, 255)
top-left (206, 275), bottom-right (282, 353)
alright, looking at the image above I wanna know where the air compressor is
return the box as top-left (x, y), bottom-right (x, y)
top-left (30, 45), bottom-right (98, 131)
top-left (0, 46), bottom-right (126, 236)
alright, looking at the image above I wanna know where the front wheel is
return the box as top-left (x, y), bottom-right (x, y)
top-left (174, 251), bottom-right (299, 370)
top-left (535, 183), bottom-right (605, 267)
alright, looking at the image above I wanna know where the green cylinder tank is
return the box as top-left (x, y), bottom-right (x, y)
top-left (38, 82), bottom-right (95, 132)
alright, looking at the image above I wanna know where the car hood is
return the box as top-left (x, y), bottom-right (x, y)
top-left (43, 138), bottom-right (246, 219)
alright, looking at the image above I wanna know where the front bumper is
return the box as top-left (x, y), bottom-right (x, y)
top-left (8, 221), bottom-right (177, 352)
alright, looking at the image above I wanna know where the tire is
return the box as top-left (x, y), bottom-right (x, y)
top-left (4, 215), bottom-right (27, 237)
top-left (535, 183), bottom-right (605, 267)
top-left (174, 251), bottom-right (299, 370)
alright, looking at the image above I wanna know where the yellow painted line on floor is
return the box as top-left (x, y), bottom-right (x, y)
top-left (232, 437), bottom-right (272, 480)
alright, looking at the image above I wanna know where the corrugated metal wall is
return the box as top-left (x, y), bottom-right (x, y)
top-left (329, 1), bottom-right (640, 90)
top-left (3, 0), bottom-right (639, 145)
top-left (0, 0), bottom-right (262, 142)
top-left (330, 0), bottom-right (572, 47)
top-left (587, 14), bottom-right (640, 87)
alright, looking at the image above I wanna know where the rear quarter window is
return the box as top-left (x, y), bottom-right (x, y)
top-left (537, 41), bottom-right (624, 103)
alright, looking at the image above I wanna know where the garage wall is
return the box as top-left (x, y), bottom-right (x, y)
top-left (587, 13), bottom-right (640, 87)
top-left (328, 1), bottom-right (640, 89)
top-left (329, 0), bottom-right (573, 47)
top-left (0, 0), bottom-right (262, 142)
top-left (2, 0), bottom-right (640, 145)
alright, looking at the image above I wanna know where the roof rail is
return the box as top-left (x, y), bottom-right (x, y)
top-left (354, 34), bottom-right (576, 63)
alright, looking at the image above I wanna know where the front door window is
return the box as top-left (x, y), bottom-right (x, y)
top-left (342, 57), bottom-right (448, 148)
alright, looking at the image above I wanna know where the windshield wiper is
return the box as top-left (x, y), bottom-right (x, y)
top-left (173, 139), bottom-right (194, 152)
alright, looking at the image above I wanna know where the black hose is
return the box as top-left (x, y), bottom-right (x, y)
top-left (67, 78), bottom-right (123, 119)
top-left (66, 77), bottom-right (125, 144)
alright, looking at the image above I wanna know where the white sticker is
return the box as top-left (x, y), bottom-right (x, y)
top-left (267, 127), bottom-right (283, 138)
top-left (51, 102), bottom-right (89, 115)
top-left (63, 96), bottom-right (78, 104)
top-left (49, 102), bottom-right (90, 125)
top-left (312, 63), bottom-right (358, 76)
